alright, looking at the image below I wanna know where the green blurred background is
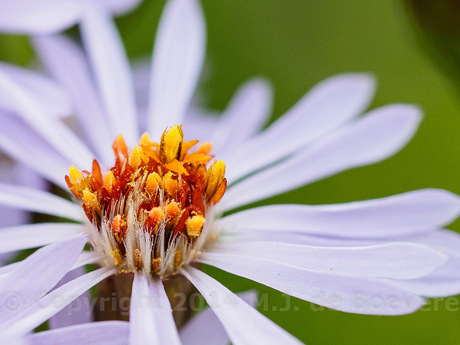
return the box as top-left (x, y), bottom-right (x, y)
top-left (3, 0), bottom-right (460, 343)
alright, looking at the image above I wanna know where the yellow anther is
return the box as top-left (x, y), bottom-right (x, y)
top-left (103, 170), bottom-right (115, 194)
top-left (146, 172), bottom-right (162, 194)
top-left (164, 171), bottom-right (179, 196)
top-left (160, 125), bottom-right (183, 164)
top-left (196, 142), bottom-right (212, 155)
top-left (69, 165), bottom-right (84, 185)
top-left (139, 132), bottom-right (152, 147)
top-left (166, 201), bottom-right (180, 219)
top-left (148, 207), bottom-right (165, 227)
top-left (129, 146), bottom-right (145, 170)
top-left (186, 214), bottom-right (206, 238)
top-left (83, 188), bottom-right (99, 209)
top-left (204, 160), bottom-right (226, 200)
top-left (152, 257), bottom-right (161, 273)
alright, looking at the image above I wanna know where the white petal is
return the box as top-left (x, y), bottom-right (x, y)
top-left (49, 267), bottom-right (92, 329)
top-left (180, 291), bottom-right (257, 345)
top-left (223, 74), bottom-right (375, 183)
top-left (130, 273), bottom-right (159, 345)
top-left (223, 104), bottom-right (421, 211)
top-left (149, 279), bottom-right (181, 345)
top-left (0, 267), bottom-right (114, 339)
top-left (0, 183), bottom-right (83, 221)
top-left (220, 189), bottom-right (460, 238)
top-left (0, 223), bottom-right (85, 253)
top-left (213, 241), bottom-right (447, 279)
top-left (25, 321), bottom-right (129, 345)
top-left (0, 235), bottom-right (87, 322)
top-left (0, 69), bottom-right (94, 170)
top-left (182, 267), bottom-right (302, 345)
top-left (33, 35), bottom-right (113, 163)
top-left (80, 5), bottom-right (138, 146)
top-left (0, 62), bottom-right (72, 119)
top-left (198, 252), bottom-right (425, 315)
top-left (0, 112), bottom-right (70, 189)
top-left (0, 0), bottom-right (82, 34)
top-left (211, 78), bottom-right (272, 155)
top-left (148, 0), bottom-right (206, 139)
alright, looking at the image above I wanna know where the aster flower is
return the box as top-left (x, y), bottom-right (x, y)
top-left (0, 0), bottom-right (460, 344)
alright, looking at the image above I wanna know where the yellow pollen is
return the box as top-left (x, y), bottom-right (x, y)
top-left (111, 249), bottom-right (123, 266)
top-left (83, 189), bottom-right (98, 209)
top-left (164, 171), bottom-right (179, 196)
top-left (129, 146), bottom-right (146, 170)
top-left (166, 202), bottom-right (180, 219)
top-left (186, 214), bottom-right (206, 238)
top-left (103, 170), bottom-right (115, 194)
top-left (148, 207), bottom-right (165, 232)
top-left (69, 165), bottom-right (84, 185)
top-left (160, 125), bottom-right (183, 164)
top-left (174, 249), bottom-right (182, 267)
top-left (146, 172), bottom-right (162, 194)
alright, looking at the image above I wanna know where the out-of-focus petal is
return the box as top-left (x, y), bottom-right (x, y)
top-left (223, 104), bottom-right (422, 211)
top-left (148, 0), bottom-right (206, 139)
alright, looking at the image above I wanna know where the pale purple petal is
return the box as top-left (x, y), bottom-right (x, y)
top-left (223, 74), bottom-right (375, 183)
top-left (223, 104), bottom-right (421, 211)
top-left (33, 35), bottom-right (113, 163)
top-left (182, 267), bottom-right (303, 345)
top-left (0, 69), bottom-right (94, 169)
top-left (80, 4), bottom-right (138, 146)
top-left (0, 223), bottom-right (84, 253)
top-left (0, 267), bottom-right (114, 339)
top-left (130, 273), bottom-right (159, 345)
top-left (26, 321), bottom-right (129, 345)
top-left (148, 0), bottom-right (206, 139)
top-left (198, 252), bottom-right (425, 315)
top-left (183, 108), bottom-right (219, 142)
top-left (212, 241), bottom-right (446, 279)
top-left (0, 0), bottom-right (83, 34)
top-left (93, 0), bottom-right (142, 14)
top-left (0, 183), bottom-right (83, 221)
top-left (180, 291), bottom-right (258, 345)
top-left (0, 235), bottom-right (87, 322)
top-left (0, 62), bottom-right (72, 119)
top-left (0, 112), bottom-right (70, 189)
top-left (220, 189), bottom-right (460, 238)
top-left (211, 78), bottom-right (272, 155)
top-left (49, 267), bottom-right (92, 329)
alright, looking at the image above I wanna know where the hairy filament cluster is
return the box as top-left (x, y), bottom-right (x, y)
top-left (66, 126), bottom-right (227, 277)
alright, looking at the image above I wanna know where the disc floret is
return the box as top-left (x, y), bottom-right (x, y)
top-left (66, 126), bottom-right (227, 277)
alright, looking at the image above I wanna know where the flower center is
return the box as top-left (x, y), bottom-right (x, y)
top-left (65, 125), bottom-right (227, 277)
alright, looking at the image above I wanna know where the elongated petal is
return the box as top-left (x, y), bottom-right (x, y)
top-left (220, 189), bottom-right (460, 238)
top-left (80, 5), bottom-right (138, 146)
top-left (34, 35), bottom-right (113, 163)
top-left (223, 74), bottom-right (375, 182)
top-left (130, 273), bottom-right (159, 345)
top-left (49, 267), bottom-right (92, 329)
top-left (198, 252), bottom-right (425, 315)
top-left (0, 235), bottom-right (87, 322)
top-left (148, 0), bottom-right (206, 139)
top-left (0, 223), bottom-right (84, 253)
top-left (0, 69), bottom-right (94, 170)
top-left (223, 104), bottom-right (421, 211)
top-left (0, 112), bottom-right (70, 188)
top-left (211, 78), bottom-right (272, 155)
top-left (93, 0), bottom-right (142, 14)
top-left (182, 267), bottom-right (302, 345)
top-left (0, 0), bottom-right (83, 34)
top-left (180, 291), bottom-right (257, 345)
top-left (0, 183), bottom-right (83, 221)
top-left (26, 321), bottom-right (129, 345)
top-left (213, 241), bottom-right (446, 279)
top-left (0, 267), bottom-right (114, 339)
top-left (0, 62), bottom-right (71, 119)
